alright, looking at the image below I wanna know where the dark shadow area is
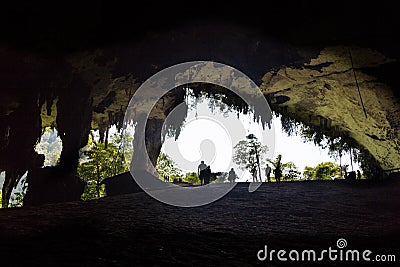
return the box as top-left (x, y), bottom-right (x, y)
top-left (1, 176), bottom-right (399, 266)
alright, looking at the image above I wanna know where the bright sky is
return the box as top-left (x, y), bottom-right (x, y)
top-left (161, 92), bottom-right (360, 181)
top-left (273, 118), bottom-right (359, 173)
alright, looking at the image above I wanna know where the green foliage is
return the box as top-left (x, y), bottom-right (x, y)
top-left (303, 166), bottom-right (315, 180)
top-left (353, 148), bottom-right (384, 179)
top-left (7, 176), bottom-right (28, 208)
top-left (186, 86), bottom-right (251, 118)
top-left (78, 133), bottom-right (130, 201)
top-left (314, 162), bottom-right (341, 180)
top-left (282, 162), bottom-right (301, 181)
top-left (183, 172), bottom-right (200, 185)
top-left (267, 154), bottom-right (300, 181)
top-left (327, 137), bottom-right (350, 160)
top-left (302, 125), bottom-right (383, 179)
top-left (9, 192), bottom-right (25, 208)
top-left (156, 153), bottom-right (182, 180)
top-left (233, 134), bottom-right (268, 180)
top-left (0, 191), bottom-right (2, 208)
top-left (300, 124), bottom-right (329, 147)
top-left (303, 162), bottom-right (342, 180)
top-left (277, 111), bottom-right (383, 180)
top-left (280, 114), bottom-right (302, 137)
top-left (216, 172), bottom-right (229, 183)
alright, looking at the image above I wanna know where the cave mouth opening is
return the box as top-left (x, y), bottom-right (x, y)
top-left (145, 82), bottom-right (273, 184)
top-left (74, 123), bottom-right (134, 201)
top-left (151, 83), bottom-right (363, 184)
top-left (34, 127), bottom-right (63, 167)
top-left (0, 127), bottom-right (63, 208)
top-left (157, 85), bottom-right (272, 183)
top-left (271, 106), bottom-right (383, 180)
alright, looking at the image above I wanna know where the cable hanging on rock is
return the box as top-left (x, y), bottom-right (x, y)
top-left (348, 47), bottom-right (368, 119)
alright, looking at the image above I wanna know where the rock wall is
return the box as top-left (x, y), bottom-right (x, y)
top-left (261, 46), bottom-right (400, 170)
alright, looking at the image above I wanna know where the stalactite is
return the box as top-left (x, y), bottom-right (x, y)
top-left (24, 74), bottom-right (91, 206)
top-left (104, 125), bottom-right (109, 149)
top-left (0, 95), bottom-right (42, 207)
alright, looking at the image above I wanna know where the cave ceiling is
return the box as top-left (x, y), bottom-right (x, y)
top-left (1, 1), bottom-right (399, 172)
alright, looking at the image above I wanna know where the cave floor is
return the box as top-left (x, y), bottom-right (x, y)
top-left (0, 179), bottom-right (399, 267)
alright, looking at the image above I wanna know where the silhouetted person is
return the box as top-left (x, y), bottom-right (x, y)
top-left (198, 160), bottom-right (207, 185)
top-left (228, 168), bottom-right (237, 183)
top-left (164, 175), bottom-right (169, 182)
top-left (203, 165), bottom-right (211, 185)
top-left (265, 164), bottom-right (272, 182)
top-left (357, 170), bottom-right (361, 180)
top-left (274, 167), bottom-right (282, 183)
top-left (347, 171), bottom-right (356, 180)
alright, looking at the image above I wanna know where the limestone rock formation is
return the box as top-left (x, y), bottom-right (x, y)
top-left (261, 46), bottom-right (400, 170)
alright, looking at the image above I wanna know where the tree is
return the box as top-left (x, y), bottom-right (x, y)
top-left (183, 172), bottom-right (200, 185)
top-left (314, 162), bottom-right (341, 180)
top-left (327, 137), bottom-right (352, 178)
top-left (233, 134), bottom-right (268, 181)
top-left (9, 192), bottom-right (25, 208)
top-left (216, 172), bottom-right (228, 183)
top-left (268, 154), bottom-right (283, 182)
top-left (8, 175), bottom-right (28, 208)
top-left (302, 162), bottom-right (342, 180)
top-left (78, 133), bottom-right (129, 200)
top-left (303, 166), bottom-right (315, 180)
top-left (282, 162), bottom-right (301, 181)
top-left (156, 153), bottom-right (182, 181)
top-left (267, 154), bottom-right (299, 181)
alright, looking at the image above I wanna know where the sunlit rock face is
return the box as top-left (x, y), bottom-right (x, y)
top-left (261, 46), bottom-right (400, 170)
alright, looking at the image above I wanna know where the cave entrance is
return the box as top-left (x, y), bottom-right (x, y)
top-left (272, 114), bottom-right (363, 180)
top-left (146, 83), bottom-right (363, 186)
top-left (157, 85), bottom-right (275, 184)
top-left (0, 127), bottom-right (64, 208)
top-left (34, 127), bottom-right (63, 167)
top-left (155, 85), bottom-right (362, 185)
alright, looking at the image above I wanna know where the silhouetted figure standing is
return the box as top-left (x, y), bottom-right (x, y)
top-left (163, 175), bottom-right (169, 182)
top-left (228, 168), bottom-right (237, 183)
top-left (203, 165), bottom-right (211, 185)
top-left (265, 164), bottom-right (272, 182)
top-left (357, 170), bottom-right (361, 180)
top-left (274, 167), bottom-right (282, 183)
top-left (198, 160), bottom-right (207, 185)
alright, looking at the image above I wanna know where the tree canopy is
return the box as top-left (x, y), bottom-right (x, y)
top-left (268, 154), bottom-right (300, 181)
top-left (303, 162), bottom-right (342, 180)
top-left (156, 152), bottom-right (182, 181)
top-left (277, 112), bottom-right (382, 179)
top-left (233, 134), bottom-right (268, 181)
top-left (78, 132), bottom-right (131, 200)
